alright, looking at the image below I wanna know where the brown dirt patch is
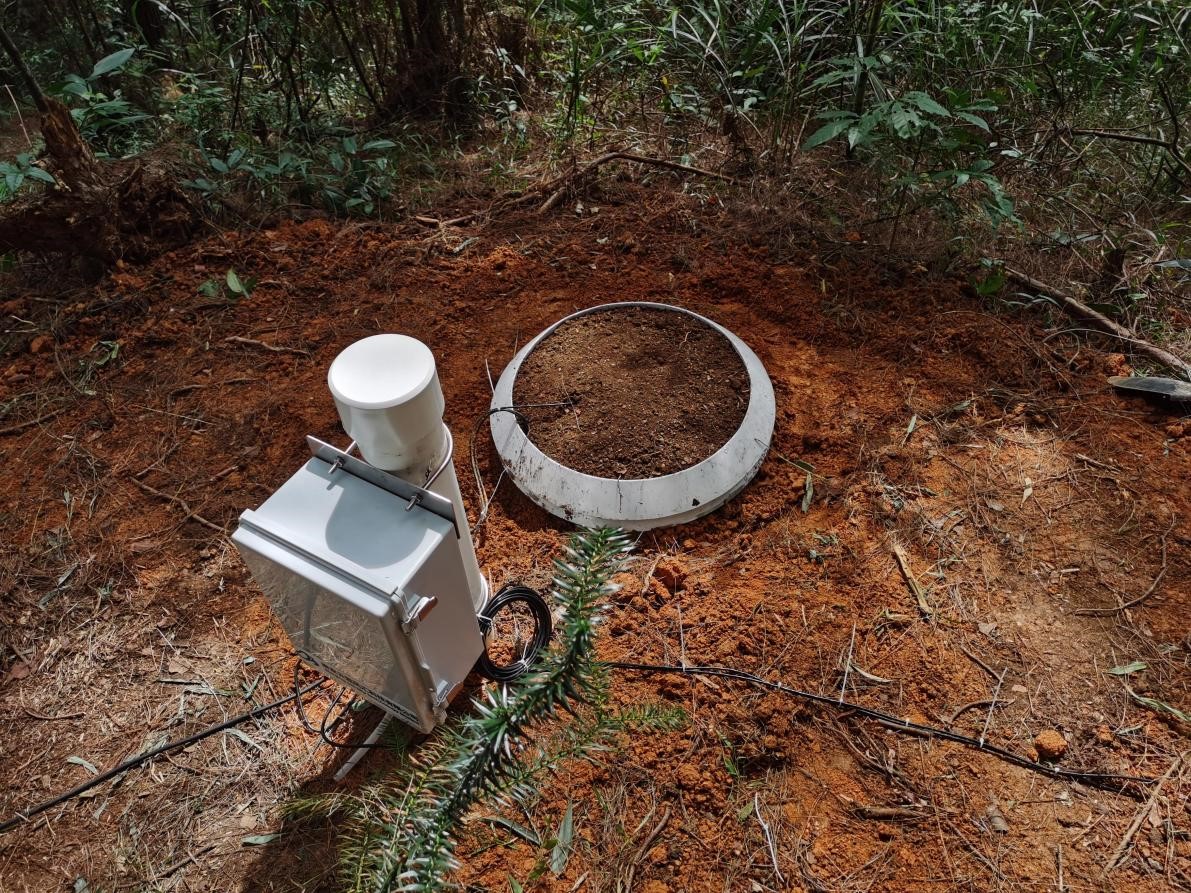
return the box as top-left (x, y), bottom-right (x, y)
top-left (513, 305), bottom-right (749, 478)
top-left (0, 182), bottom-right (1187, 893)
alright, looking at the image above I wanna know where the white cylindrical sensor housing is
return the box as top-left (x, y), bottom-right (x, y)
top-left (329, 334), bottom-right (486, 610)
top-left (328, 334), bottom-right (445, 474)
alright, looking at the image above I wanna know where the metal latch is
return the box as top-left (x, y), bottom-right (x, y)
top-left (400, 594), bottom-right (437, 633)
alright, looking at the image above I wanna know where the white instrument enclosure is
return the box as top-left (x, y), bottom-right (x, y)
top-left (232, 444), bottom-right (482, 733)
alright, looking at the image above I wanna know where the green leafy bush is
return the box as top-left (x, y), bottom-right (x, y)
top-left (0, 153), bottom-right (56, 200)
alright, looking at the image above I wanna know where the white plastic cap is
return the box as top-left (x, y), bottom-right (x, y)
top-left (328, 334), bottom-right (445, 473)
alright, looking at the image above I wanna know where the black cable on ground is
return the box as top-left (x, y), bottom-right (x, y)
top-left (0, 680), bottom-right (325, 836)
top-left (475, 584), bottom-right (553, 682)
top-left (606, 661), bottom-right (1158, 788)
top-left (293, 662), bottom-right (392, 750)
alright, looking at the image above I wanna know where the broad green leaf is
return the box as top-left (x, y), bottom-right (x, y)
top-left (801, 472), bottom-right (814, 513)
top-left (903, 91), bottom-right (950, 117)
top-left (67, 755), bottom-right (99, 775)
top-left (803, 117), bottom-right (853, 150)
top-left (209, 157), bottom-right (229, 174)
top-left (90, 48), bottom-right (135, 79)
top-left (27, 168), bottom-right (56, 184)
top-left (888, 102), bottom-right (922, 139)
top-left (241, 834), bottom-right (279, 846)
top-left (362, 139), bottom-right (397, 151)
top-left (226, 269), bottom-right (244, 294)
top-left (956, 111), bottom-right (990, 131)
top-left (1107, 661), bottom-right (1147, 676)
top-left (508, 877), bottom-right (524, 893)
top-left (550, 801), bottom-right (574, 875)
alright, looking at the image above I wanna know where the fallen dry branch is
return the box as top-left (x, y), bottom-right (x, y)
top-left (131, 478), bottom-right (228, 534)
top-left (1102, 753), bottom-right (1183, 876)
top-left (410, 152), bottom-right (734, 228)
top-left (1075, 526), bottom-right (1170, 617)
top-left (944, 698), bottom-right (1016, 727)
top-left (1071, 128), bottom-right (1191, 180)
top-left (413, 213), bottom-right (483, 228)
top-left (224, 335), bottom-right (311, 357)
top-left (1075, 567), bottom-right (1168, 618)
top-left (1004, 267), bottom-right (1191, 380)
top-left (892, 543), bottom-right (933, 616)
top-left (849, 804), bottom-right (925, 821)
top-left (539, 151), bottom-right (735, 213)
top-left (0, 407), bottom-right (66, 436)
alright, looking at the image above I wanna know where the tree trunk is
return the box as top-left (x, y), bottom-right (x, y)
top-left (0, 25), bottom-right (194, 265)
top-left (41, 97), bottom-right (105, 191)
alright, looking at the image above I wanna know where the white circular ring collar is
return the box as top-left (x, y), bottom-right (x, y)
top-left (490, 302), bottom-right (776, 530)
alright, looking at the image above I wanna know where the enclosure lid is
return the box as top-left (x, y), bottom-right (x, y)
top-left (238, 456), bottom-right (452, 597)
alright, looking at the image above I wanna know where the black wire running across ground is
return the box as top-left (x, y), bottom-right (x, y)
top-left (0, 656), bottom-right (1158, 836)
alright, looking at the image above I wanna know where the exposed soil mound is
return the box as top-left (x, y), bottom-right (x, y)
top-left (513, 306), bottom-right (749, 478)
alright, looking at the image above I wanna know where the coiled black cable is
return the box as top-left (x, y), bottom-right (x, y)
top-left (475, 584), bottom-right (553, 682)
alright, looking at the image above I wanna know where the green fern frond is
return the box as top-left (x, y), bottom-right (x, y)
top-left (328, 527), bottom-right (630, 893)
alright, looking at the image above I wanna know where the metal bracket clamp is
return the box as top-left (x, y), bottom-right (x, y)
top-left (305, 434), bottom-right (459, 535)
top-left (405, 426), bottom-right (453, 513)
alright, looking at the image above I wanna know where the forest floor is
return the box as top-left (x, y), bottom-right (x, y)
top-left (0, 178), bottom-right (1188, 892)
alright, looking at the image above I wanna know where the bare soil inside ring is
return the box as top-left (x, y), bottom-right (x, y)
top-left (512, 306), bottom-right (750, 479)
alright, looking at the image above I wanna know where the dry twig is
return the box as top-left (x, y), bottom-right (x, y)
top-left (755, 794), bottom-right (785, 884)
top-left (944, 698), bottom-right (1015, 727)
top-left (0, 407), bottom-right (66, 436)
top-left (892, 543), bottom-right (933, 616)
top-left (224, 335), bottom-right (311, 357)
top-left (1102, 753), bottom-right (1183, 876)
top-left (539, 152), bottom-right (735, 213)
top-left (131, 478), bottom-right (228, 534)
top-left (1076, 525), bottom-right (1171, 616)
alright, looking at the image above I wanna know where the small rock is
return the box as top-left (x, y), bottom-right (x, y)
top-left (1034, 729), bottom-right (1068, 760)
top-left (29, 334), bottom-right (52, 354)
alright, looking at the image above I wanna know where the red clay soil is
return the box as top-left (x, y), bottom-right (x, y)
top-left (513, 305), bottom-right (750, 478)
top-left (0, 183), bottom-right (1188, 893)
